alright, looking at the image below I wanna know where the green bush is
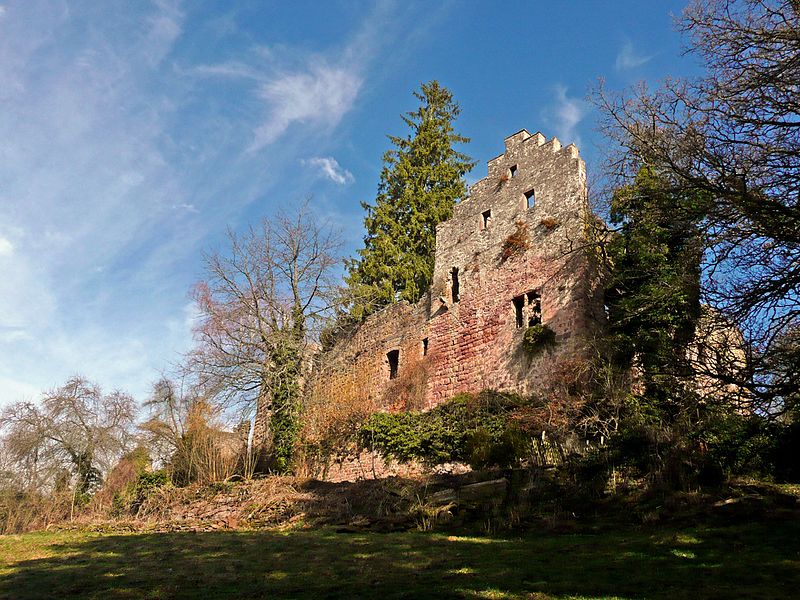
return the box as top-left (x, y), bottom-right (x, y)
top-left (112, 470), bottom-right (171, 515)
top-left (701, 413), bottom-right (800, 483)
top-left (360, 391), bottom-right (531, 468)
top-left (522, 324), bottom-right (556, 354)
top-left (465, 425), bottom-right (529, 470)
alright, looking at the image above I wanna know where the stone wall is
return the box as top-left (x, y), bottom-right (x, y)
top-left (317, 450), bottom-right (469, 483)
top-left (308, 129), bottom-right (606, 480)
top-left (424, 130), bottom-right (602, 402)
top-left (312, 297), bottom-right (431, 412)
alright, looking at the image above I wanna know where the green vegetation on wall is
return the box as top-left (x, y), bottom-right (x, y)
top-left (360, 391), bottom-right (530, 469)
top-left (522, 324), bottom-right (556, 354)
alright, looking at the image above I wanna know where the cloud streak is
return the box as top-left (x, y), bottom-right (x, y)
top-left (0, 1), bottom-right (193, 403)
top-left (302, 156), bottom-right (354, 185)
top-left (543, 85), bottom-right (588, 148)
top-left (189, 4), bottom-right (410, 152)
top-left (249, 66), bottom-right (361, 151)
top-left (0, 1), bottom-right (411, 406)
top-left (615, 41), bottom-right (652, 71)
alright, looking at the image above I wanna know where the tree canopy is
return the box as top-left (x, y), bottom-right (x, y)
top-left (0, 377), bottom-right (136, 496)
top-left (605, 167), bottom-right (708, 408)
top-left (596, 0), bottom-right (800, 414)
top-left (190, 205), bottom-right (341, 472)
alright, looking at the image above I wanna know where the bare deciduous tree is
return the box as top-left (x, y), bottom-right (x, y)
top-left (188, 203), bottom-right (341, 470)
top-left (594, 0), bottom-right (800, 412)
top-left (140, 377), bottom-right (248, 484)
top-left (0, 376), bottom-right (137, 496)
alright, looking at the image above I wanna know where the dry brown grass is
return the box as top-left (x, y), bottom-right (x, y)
top-left (382, 354), bottom-right (433, 411)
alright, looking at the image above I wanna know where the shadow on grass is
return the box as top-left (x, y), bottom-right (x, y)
top-left (1, 517), bottom-right (799, 599)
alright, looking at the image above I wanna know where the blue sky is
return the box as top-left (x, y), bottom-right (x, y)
top-left (0, 0), bottom-right (700, 406)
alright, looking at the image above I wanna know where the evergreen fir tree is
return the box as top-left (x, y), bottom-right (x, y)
top-left (346, 81), bottom-right (475, 320)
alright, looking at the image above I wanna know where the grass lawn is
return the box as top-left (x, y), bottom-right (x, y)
top-left (1, 517), bottom-right (798, 599)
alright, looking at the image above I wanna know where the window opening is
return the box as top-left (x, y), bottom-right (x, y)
top-left (451, 267), bottom-right (460, 303)
top-left (387, 349), bottom-right (399, 380)
top-left (527, 291), bottom-right (542, 326)
top-left (514, 291), bottom-right (541, 328)
top-left (524, 189), bottom-right (536, 209)
top-left (509, 165), bottom-right (518, 178)
top-left (513, 296), bottom-right (525, 328)
top-left (481, 209), bottom-right (492, 230)
top-left (422, 338), bottom-right (429, 356)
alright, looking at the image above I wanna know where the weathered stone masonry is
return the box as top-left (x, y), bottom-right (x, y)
top-left (311, 130), bottom-right (604, 478)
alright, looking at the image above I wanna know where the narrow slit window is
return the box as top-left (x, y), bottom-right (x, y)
top-left (387, 349), bottom-right (399, 380)
top-left (513, 295), bottom-right (525, 328)
top-left (697, 345), bottom-right (707, 364)
top-left (527, 292), bottom-right (542, 326)
top-left (509, 165), bottom-right (518, 178)
top-left (451, 267), bottom-right (460, 303)
top-left (481, 209), bottom-right (492, 230)
top-left (422, 337), bottom-right (429, 356)
top-left (524, 189), bottom-right (536, 210)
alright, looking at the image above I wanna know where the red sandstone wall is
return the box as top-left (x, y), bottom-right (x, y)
top-left (425, 130), bottom-right (601, 403)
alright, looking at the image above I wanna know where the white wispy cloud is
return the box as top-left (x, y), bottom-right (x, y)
top-left (542, 85), bottom-right (588, 148)
top-left (188, 61), bottom-right (263, 81)
top-left (302, 156), bottom-right (354, 185)
top-left (0, 375), bottom-right (38, 402)
top-left (0, 1), bottom-right (192, 403)
top-left (615, 41), bottom-right (652, 71)
top-left (0, 1), bottom-right (417, 407)
top-left (188, 5), bottom-right (408, 153)
top-left (172, 202), bottom-right (199, 213)
top-left (144, 0), bottom-right (184, 66)
top-left (249, 66), bottom-right (362, 151)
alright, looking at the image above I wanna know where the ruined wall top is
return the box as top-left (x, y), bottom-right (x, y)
top-left (308, 128), bottom-right (604, 424)
top-left (461, 129), bottom-right (585, 215)
top-left (431, 131), bottom-right (589, 301)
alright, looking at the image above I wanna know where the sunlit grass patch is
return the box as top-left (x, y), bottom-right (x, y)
top-left (445, 535), bottom-right (512, 544)
top-left (674, 534), bottom-right (701, 545)
top-left (460, 588), bottom-right (515, 599)
top-left (0, 519), bottom-right (798, 599)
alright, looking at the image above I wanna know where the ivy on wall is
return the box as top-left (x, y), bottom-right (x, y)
top-left (360, 391), bottom-right (530, 469)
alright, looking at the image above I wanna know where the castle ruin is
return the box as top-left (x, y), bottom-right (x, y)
top-left (312, 130), bottom-right (604, 433)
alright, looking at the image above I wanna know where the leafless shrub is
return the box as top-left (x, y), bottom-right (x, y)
top-left (383, 353), bottom-right (433, 411)
top-left (501, 221), bottom-right (531, 261)
top-left (299, 366), bottom-right (378, 477)
top-left (140, 378), bottom-right (245, 485)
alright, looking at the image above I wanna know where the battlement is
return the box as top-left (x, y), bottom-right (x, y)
top-left (438, 131), bottom-right (588, 279)
top-left (483, 131), bottom-right (582, 182)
